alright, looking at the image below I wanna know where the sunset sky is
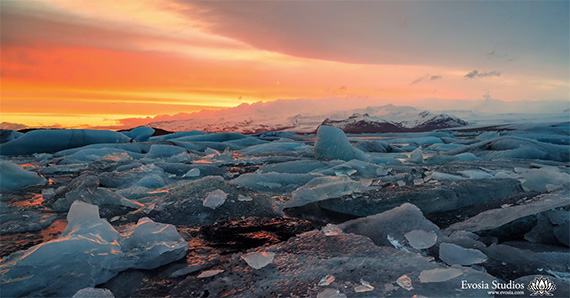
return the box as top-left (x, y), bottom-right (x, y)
top-left (1, 0), bottom-right (568, 129)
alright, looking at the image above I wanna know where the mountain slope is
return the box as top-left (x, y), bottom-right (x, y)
top-left (147, 102), bottom-right (468, 134)
top-left (321, 111), bottom-right (468, 133)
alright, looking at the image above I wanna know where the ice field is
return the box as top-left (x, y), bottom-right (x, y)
top-left (0, 123), bottom-right (568, 297)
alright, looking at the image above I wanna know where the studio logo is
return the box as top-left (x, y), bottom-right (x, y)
top-left (527, 276), bottom-right (556, 296)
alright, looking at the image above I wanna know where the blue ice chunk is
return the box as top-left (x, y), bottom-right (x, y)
top-left (231, 172), bottom-right (316, 192)
top-left (0, 129), bottom-right (23, 144)
top-left (0, 201), bottom-right (187, 297)
top-left (0, 161), bottom-right (47, 193)
top-left (171, 132), bottom-right (247, 142)
top-left (121, 127), bottom-right (155, 142)
top-left (146, 144), bottom-right (187, 158)
top-left (0, 129), bottom-right (131, 155)
top-left (314, 126), bottom-right (365, 161)
top-left (257, 159), bottom-right (338, 174)
top-left (149, 130), bottom-right (207, 141)
top-left (61, 148), bottom-right (144, 163)
top-left (239, 142), bottom-right (311, 156)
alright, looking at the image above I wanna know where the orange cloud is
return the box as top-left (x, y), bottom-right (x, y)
top-left (3, 0), bottom-right (565, 129)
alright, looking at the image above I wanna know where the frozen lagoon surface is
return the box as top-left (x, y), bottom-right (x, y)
top-left (0, 123), bottom-right (569, 297)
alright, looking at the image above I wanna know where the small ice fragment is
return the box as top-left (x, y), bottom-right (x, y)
top-left (204, 148), bottom-right (221, 156)
top-left (449, 230), bottom-right (478, 240)
top-left (317, 288), bottom-right (347, 298)
top-left (397, 180), bottom-right (406, 187)
top-left (182, 168), bottom-right (200, 178)
top-left (318, 274), bottom-right (335, 286)
top-left (197, 269), bottom-right (224, 278)
top-left (241, 251), bottom-right (275, 269)
top-left (256, 181), bottom-right (282, 188)
top-left (354, 279), bottom-right (374, 292)
top-left (404, 230), bottom-right (437, 250)
top-left (376, 167), bottom-right (389, 176)
top-left (419, 268), bottom-right (463, 283)
top-left (387, 234), bottom-right (409, 252)
top-left (409, 147), bottom-right (423, 164)
top-left (413, 179), bottom-right (424, 185)
top-left (72, 287), bottom-right (114, 298)
top-left (396, 274), bottom-right (414, 291)
top-left (521, 168), bottom-right (570, 192)
top-left (360, 179), bottom-right (373, 187)
top-left (439, 243), bottom-right (487, 266)
top-left (203, 189), bottom-right (227, 209)
top-left (334, 169), bottom-right (358, 176)
top-left (322, 224), bottom-right (343, 236)
top-left (237, 194), bottom-right (253, 202)
top-left (100, 152), bottom-right (133, 162)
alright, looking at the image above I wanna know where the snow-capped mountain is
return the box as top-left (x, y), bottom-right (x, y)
top-left (146, 101), bottom-right (468, 134)
top-left (321, 111), bottom-right (468, 133)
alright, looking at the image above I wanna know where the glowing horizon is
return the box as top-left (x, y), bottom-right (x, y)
top-left (1, 0), bottom-right (568, 129)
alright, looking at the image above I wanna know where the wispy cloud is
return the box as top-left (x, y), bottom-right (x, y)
top-left (465, 70), bottom-right (501, 79)
top-left (411, 74), bottom-right (442, 85)
top-left (0, 122), bottom-right (27, 130)
top-left (486, 50), bottom-right (514, 61)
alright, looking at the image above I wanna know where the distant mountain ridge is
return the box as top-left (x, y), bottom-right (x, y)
top-left (321, 111), bottom-right (468, 133)
top-left (147, 103), bottom-right (468, 134)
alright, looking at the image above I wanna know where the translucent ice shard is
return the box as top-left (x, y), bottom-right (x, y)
top-left (237, 194), bottom-right (253, 202)
top-left (354, 279), bottom-right (374, 292)
top-left (72, 287), bottom-right (115, 298)
top-left (429, 171), bottom-right (465, 181)
top-left (520, 167), bottom-right (570, 192)
top-left (322, 224), bottom-right (343, 236)
top-left (447, 188), bottom-right (570, 232)
top-left (439, 243), bottom-right (488, 266)
top-left (317, 288), bottom-right (347, 298)
top-left (340, 203), bottom-right (441, 248)
top-left (318, 274), bottom-right (335, 286)
top-left (287, 176), bottom-right (362, 208)
top-left (146, 144), bottom-right (187, 158)
top-left (404, 230), bottom-right (437, 250)
top-left (203, 189), bottom-right (228, 209)
top-left (121, 217), bottom-right (189, 270)
top-left (241, 251), bottom-right (275, 269)
top-left (182, 168), bottom-right (201, 178)
top-left (419, 268), bottom-right (463, 283)
top-left (197, 269), bottom-right (224, 278)
top-left (396, 274), bottom-right (414, 291)
top-left (232, 173), bottom-right (315, 192)
top-left (458, 170), bottom-right (493, 179)
top-left (387, 234), bottom-right (409, 252)
top-left (409, 147), bottom-right (423, 164)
